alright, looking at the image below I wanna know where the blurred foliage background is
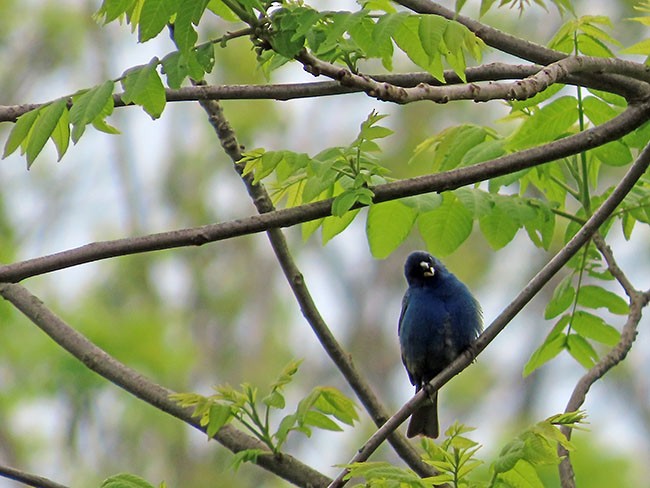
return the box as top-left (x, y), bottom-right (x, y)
top-left (0, 0), bottom-right (649, 486)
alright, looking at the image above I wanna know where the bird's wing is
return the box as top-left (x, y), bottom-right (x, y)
top-left (397, 289), bottom-right (410, 336)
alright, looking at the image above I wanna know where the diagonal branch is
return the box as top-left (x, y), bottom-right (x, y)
top-left (327, 138), bottom-right (650, 488)
top-left (1, 99), bottom-right (649, 283)
top-left (0, 464), bottom-right (68, 488)
top-left (196, 92), bottom-right (435, 476)
top-left (0, 283), bottom-right (332, 488)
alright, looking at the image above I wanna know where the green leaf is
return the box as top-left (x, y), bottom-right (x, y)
top-left (303, 410), bottom-right (343, 431)
top-left (160, 51), bottom-right (187, 89)
top-left (621, 37), bottom-right (650, 55)
top-left (343, 462), bottom-right (425, 485)
top-left (121, 58), bottom-right (166, 119)
top-left (229, 448), bottom-right (266, 471)
top-left (544, 276), bottom-right (575, 319)
top-left (461, 138), bottom-right (505, 166)
top-left (442, 20), bottom-right (469, 80)
top-left (506, 96), bottom-right (578, 151)
top-left (523, 329), bottom-right (565, 377)
top-left (95, 0), bottom-right (137, 24)
top-left (454, 188), bottom-right (492, 218)
top-left (566, 333), bottom-right (599, 369)
top-left (412, 125), bottom-right (491, 171)
top-left (101, 473), bottom-right (156, 488)
top-left (70, 81), bottom-right (115, 143)
top-left (206, 0), bottom-right (239, 22)
top-left (366, 200), bottom-right (418, 259)
top-left (591, 140), bottom-right (632, 167)
top-left (51, 106), bottom-right (70, 161)
top-left (207, 403), bottom-right (232, 437)
top-left (322, 209), bottom-right (360, 244)
top-left (275, 413), bottom-right (297, 447)
top-left (417, 193), bottom-right (473, 256)
top-left (576, 285), bottom-right (629, 315)
top-left (3, 108), bottom-right (41, 159)
top-left (332, 187), bottom-right (374, 217)
top-left (496, 459), bottom-right (545, 488)
top-left (478, 197), bottom-right (520, 250)
top-left (313, 386), bottom-right (359, 425)
top-left (173, 0), bottom-right (208, 54)
top-left (269, 359), bottom-right (302, 391)
top-left (26, 99), bottom-right (67, 168)
top-left (262, 390), bottom-right (285, 409)
top-left (392, 14), bottom-right (444, 80)
top-left (571, 311), bottom-right (621, 346)
top-left (139, 0), bottom-right (178, 42)
top-left (418, 15), bottom-right (446, 64)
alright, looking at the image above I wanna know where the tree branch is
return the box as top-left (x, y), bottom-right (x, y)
top-left (195, 91), bottom-right (436, 476)
top-left (395, 0), bottom-right (649, 100)
top-left (327, 138), bottom-right (650, 488)
top-left (0, 283), bottom-right (331, 488)
top-left (0, 464), bottom-right (68, 488)
top-left (1, 99), bottom-right (648, 283)
top-left (557, 234), bottom-right (650, 488)
top-left (296, 51), bottom-right (650, 104)
top-left (0, 64), bottom-right (545, 122)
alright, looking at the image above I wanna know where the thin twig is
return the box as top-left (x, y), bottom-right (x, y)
top-left (327, 139), bottom-right (650, 488)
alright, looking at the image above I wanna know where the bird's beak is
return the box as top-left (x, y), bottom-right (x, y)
top-left (420, 261), bottom-right (435, 277)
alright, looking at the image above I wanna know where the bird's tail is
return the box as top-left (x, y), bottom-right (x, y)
top-left (406, 391), bottom-right (438, 438)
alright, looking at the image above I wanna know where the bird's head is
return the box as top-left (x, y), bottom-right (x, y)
top-left (404, 251), bottom-right (444, 286)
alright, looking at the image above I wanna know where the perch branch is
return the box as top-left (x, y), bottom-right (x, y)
top-left (327, 138), bottom-right (650, 488)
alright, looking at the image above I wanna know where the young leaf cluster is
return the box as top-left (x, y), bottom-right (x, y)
top-left (489, 412), bottom-right (586, 488)
top-left (343, 414), bottom-right (584, 488)
top-left (420, 423), bottom-right (483, 487)
top-left (266, 5), bottom-right (484, 80)
top-left (171, 360), bottom-right (358, 461)
top-left (463, 0), bottom-right (574, 18)
top-left (240, 110), bottom-right (393, 242)
top-left (2, 83), bottom-right (118, 168)
top-left (100, 473), bottom-right (165, 488)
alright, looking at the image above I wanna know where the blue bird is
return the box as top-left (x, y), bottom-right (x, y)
top-left (398, 251), bottom-right (482, 438)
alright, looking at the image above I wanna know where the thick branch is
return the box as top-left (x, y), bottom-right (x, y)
top-left (395, 0), bottom-right (649, 100)
top-left (327, 138), bottom-right (650, 488)
top-left (196, 93), bottom-right (435, 476)
top-left (0, 283), bottom-right (331, 488)
top-left (1, 100), bottom-right (649, 283)
top-left (297, 51), bottom-right (650, 104)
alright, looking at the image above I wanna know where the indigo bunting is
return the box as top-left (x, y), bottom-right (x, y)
top-left (398, 251), bottom-right (482, 438)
